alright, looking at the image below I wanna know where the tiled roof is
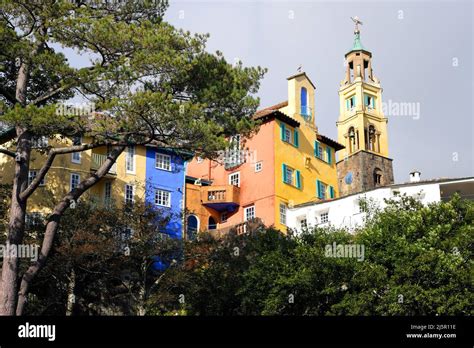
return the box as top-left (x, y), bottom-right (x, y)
top-left (317, 133), bottom-right (345, 151)
top-left (253, 101), bottom-right (300, 128)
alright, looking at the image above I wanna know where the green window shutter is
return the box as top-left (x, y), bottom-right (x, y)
top-left (346, 99), bottom-right (350, 110)
top-left (371, 97), bottom-right (375, 108)
top-left (352, 96), bottom-right (356, 107)
top-left (293, 129), bottom-right (299, 147)
top-left (282, 163), bottom-right (287, 183)
top-left (295, 170), bottom-right (301, 189)
top-left (326, 147), bottom-right (332, 164)
top-left (364, 94), bottom-right (369, 106)
top-left (329, 185), bottom-right (335, 198)
top-left (280, 123), bottom-right (286, 141)
top-left (314, 141), bottom-right (320, 157)
top-left (316, 179), bottom-right (321, 198)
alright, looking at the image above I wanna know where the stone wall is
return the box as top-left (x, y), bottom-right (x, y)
top-left (336, 150), bottom-right (394, 197)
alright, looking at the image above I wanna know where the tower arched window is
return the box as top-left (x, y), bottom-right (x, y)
top-left (368, 125), bottom-right (377, 152)
top-left (348, 127), bottom-right (356, 153)
top-left (300, 87), bottom-right (309, 118)
top-left (373, 168), bottom-right (382, 186)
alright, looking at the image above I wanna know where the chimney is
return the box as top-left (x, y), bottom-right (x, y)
top-left (409, 170), bottom-right (421, 183)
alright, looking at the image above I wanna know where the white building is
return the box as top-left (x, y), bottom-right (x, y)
top-left (286, 174), bottom-right (474, 233)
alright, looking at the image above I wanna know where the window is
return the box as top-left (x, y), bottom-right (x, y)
top-left (126, 146), bottom-right (135, 173)
top-left (282, 164), bottom-right (301, 189)
top-left (374, 168), bottom-right (382, 185)
top-left (284, 128), bottom-right (292, 143)
top-left (28, 170), bottom-right (45, 186)
top-left (300, 87), bottom-right (311, 118)
top-left (104, 182), bottom-right (112, 206)
top-left (221, 212), bottom-right (228, 223)
top-left (346, 96), bottom-right (356, 110)
top-left (255, 161), bottom-right (262, 172)
top-left (284, 166), bottom-right (294, 185)
top-left (31, 136), bottom-right (48, 148)
top-left (71, 136), bottom-right (82, 164)
top-left (364, 94), bottom-right (376, 109)
top-left (70, 173), bottom-right (80, 191)
top-left (314, 141), bottom-right (324, 161)
top-left (155, 189), bottom-right (171, 207)
top-left (300, 218), bottom-right (307, 229)
top-left (225, 135), bottom-right (243, 169)
top-left (279, 203), bottom-right (287, 225)
top-left (316, 180), bottom-right (327, 199)
top-left (244, 205), bottom-right (255, 222)
top-left (229, 172), bottom-right (240, 187)
top-left (124, 184), bottom-right (134, 205)
top-left (196, 157), bottom-right (203, 163)
top-left (320, 212), bottom-right (329, 224)
top-left (156, 153), bottom-right (171, 171)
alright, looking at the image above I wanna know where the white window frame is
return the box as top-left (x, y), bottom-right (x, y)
top-left (70, 173), bottom-right (80, 191)
top-left (244, 205), bottom-right (255, 222)
top-left (155, 189), bottom-right (171, 207)
top-left (284, 128), bottom-right (292, 143)
top-left (28, 170), bottom-right (45, 186)
top-left (255, 161), bottom-right (262, 173)
top-left (124, 184), bottom-right (135, 205)
top-left (300, 218), bottom-right (307, 229)
top-left (279, 203), bottom-right (287, 225)
top-left (320, 212), bottom-right (329, 224)
top-left (285, 166), bottom-right (294, 185)
top-left (126, 146), bottom-right (136, 174)
top-left (229, 172), bottom-right (240, 187)
top-left (71, 136), bottom-right (82, 164)
top-left (155, 153), bottom-right (171, 171)
top-left (104, 182), bottom-right (112, 205)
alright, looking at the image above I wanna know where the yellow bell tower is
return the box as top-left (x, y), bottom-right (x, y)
top-left (336, 17), bottom-right (394, 196)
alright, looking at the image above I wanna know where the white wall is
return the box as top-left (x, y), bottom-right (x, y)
top-left (287, 182), bottom-right (443, 233)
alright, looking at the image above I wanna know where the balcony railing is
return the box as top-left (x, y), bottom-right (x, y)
top-left (91, 153), bottom-right (117, 175)
top-left (201, 185), bottom-right (240, 206)
top-left (300, 105), bottom-right (313, 120)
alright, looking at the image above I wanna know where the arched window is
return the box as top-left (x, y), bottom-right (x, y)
top-left (368, 125), bottom-right (376, 151)
top-left (300, 87), bottom-right (309, 117)
top-left (373, 168), bottom-right (382, 186)
top-left (186, 215), bottom-right (199, 240)
top-left (348, 126), bottom-right (356, 153)
top-left (208, 216), bottom-right (217, 230)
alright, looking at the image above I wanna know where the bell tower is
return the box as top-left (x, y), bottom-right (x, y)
top-left (336, 17), bottom-right (394, 196)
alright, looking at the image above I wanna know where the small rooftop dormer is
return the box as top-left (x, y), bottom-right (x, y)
top-left (285, 70), bottom-right (316, 127)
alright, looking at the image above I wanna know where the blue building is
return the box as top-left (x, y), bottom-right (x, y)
top-left (144, 146), bottom-right (191, 240)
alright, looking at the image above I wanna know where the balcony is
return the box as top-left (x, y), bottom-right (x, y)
top-left (91, 153), bottom-right (117, 175)
top-left (201, 185), bottom-right (240, 212)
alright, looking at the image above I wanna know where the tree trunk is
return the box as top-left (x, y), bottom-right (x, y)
top-left (0, 129), bottom-right (31, 315)
top-left (16, 146), bottom-right (125, 315)
top-left (66, 267), bottom-right (76, 316)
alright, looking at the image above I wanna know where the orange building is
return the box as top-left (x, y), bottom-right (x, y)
top-left (184, 72), bottom-right (344, 237)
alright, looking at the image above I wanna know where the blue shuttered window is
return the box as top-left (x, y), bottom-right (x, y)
top-left (280, 123), bottom-right (286, 141)
top-left (293, 129), bottom-right (299, 148)
top-left (329, 185), bottom-right (335, 199)
top-left (314, 141), bottom-right (320, 158)
top-left (316, 179), bottom-right (321, 198)
top-left (295, 170), bottom-right (301, 189)
top-left (326, 147), bottom-right (332, 164)
top-left (282, 163), bottom-right (287, 183)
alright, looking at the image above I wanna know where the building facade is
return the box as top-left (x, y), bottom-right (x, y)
top-left (0, 135), bottom-right (189, 239)
top-left (287, 175), bottom-right (474, 233)
top-left (336, 25), bottom-right (394, 196)
top-left (185, 72), bottom-right (344, 235)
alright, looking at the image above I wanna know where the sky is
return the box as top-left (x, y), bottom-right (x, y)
top-left (162, 0), bottom-right (473, 183)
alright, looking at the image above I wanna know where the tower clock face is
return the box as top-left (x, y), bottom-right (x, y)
top-left (345, 172), bottom-right (353, 185)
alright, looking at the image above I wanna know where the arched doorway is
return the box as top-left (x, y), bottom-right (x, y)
top-left (186, 215), bottom-right (199, 240)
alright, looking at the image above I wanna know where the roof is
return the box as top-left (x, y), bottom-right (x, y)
top-left (253, 101), bottom-right (300, 128)
top-left (293, 176), bottom-right (474, 209)
top-left (317, 134), bottom-right (345, 151)
top-left (286, 72), bottom-right (316, 89)
top-left (346, 33), bottom-right (372, 57)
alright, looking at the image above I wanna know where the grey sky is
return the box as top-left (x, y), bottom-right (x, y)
top-left (163, 0), bottom-right (473, 183)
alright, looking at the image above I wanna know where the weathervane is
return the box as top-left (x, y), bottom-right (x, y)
top-left (350, 16), bottom-right (363, 34)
